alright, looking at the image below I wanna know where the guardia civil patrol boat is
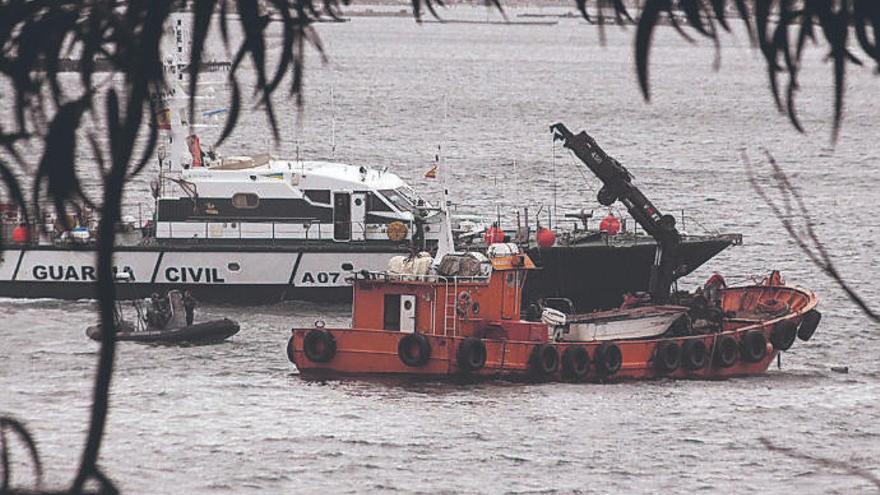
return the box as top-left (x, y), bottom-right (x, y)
top-left (0, 150), bottom-right (454, 302)
top-left (0, 105), bottom-right (464, 304)
top-left (0, 123), bottom-right (739, 306)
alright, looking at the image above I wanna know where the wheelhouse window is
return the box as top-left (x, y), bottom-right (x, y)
top-left (232, 193), bottom-right (259, 209)
top-left (304, 190), bottom-right (331, 205)
top-left (368, 192), bottom-right (393, 212)
top-left (379, 187), bottom-right (425, 211)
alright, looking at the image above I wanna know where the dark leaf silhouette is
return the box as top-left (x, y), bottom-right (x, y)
top-left (619, 0), bottom-right (880, 141)
top-left (34, 98), bottom-right (94, 229)
top-left (1, 417), bottom-right (44, 492)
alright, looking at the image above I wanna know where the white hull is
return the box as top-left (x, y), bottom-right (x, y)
top-left (554, 306), bottom-right (687, 342)
top-left (0, 246), bottom-right (403, 302)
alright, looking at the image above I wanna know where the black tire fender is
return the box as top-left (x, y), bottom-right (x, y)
top-left (286, 334), bottom-right (296, 364)
top-left (682, 339), bottom-right (709, 371)
top-left (457, 337), bottom-right (487, 372)
top-left (797, 310), bottom-right (821, 342)
top-left (595, 342), bottom-right (622, 375)
top-left (398, 333), bottom-right (432, 367)
top-left (770, 320), bottom-right (798, 351)
top-left (740, 331), bottom-right (768, 363)
top-left (303, 329), bottom-right (337, 363)
top-left (654, 340), bottom-right (682, 373)
top-left (529, 343), bottom-right (560, 376)
top-left (561, 346), bottom-right (590, 380)
top-left (713, 334), bottom-right (738, 368)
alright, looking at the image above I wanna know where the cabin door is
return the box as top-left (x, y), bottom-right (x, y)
top-left (351, 192), bottom-right (367, 241)
top-left (400, 295), bottom-right (416, 333)
top-left (333, 192), bottom-right (351, 241)
top-left (382, 294), bottom-right (416, 333)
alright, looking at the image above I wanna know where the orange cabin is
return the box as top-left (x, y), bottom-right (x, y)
top-left (350, 248), bottom-right (545, 342)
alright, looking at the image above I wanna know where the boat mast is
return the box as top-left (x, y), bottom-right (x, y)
top-left (432, 97), bottom-right (455, 264)
top-left (330, 80), bottom-right (337, 160)
top-left (551, 134), bottom-right (557, 229)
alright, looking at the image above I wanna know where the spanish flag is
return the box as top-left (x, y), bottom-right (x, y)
top-left (424, 164), bottom-right (438, 179)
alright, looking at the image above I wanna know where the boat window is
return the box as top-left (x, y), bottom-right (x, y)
top-left (304, 190), bottom-right (331, 205)
top-left (397, 185), bottom-right (420, 204)
top-left (383, 294), bottom-right (401, 331)
top-left (368, 193), bottom-right (393, 212)
top-left (379, 189), bottom-right (415, 210)
top-left (231, 193), bottom-right (259, 209)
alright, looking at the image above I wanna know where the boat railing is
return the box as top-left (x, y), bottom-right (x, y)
top-left (450, 201), bottom-right (733, 242)
top-left (159, 219), bottom-right (376, 243)
top-left (354, 271), bottom-right (490, 284)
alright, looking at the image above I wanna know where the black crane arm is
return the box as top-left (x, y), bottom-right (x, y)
top-left (550, 123), bottom-right (681, 302)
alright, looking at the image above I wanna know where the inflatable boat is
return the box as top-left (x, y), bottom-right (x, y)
top-left (86, 318), bottom-right (240, 344)
top-left (86, 289), bottom-right (240, 344)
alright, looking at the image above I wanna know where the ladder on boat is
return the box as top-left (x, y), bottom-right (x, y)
top-left (443, 277), bottom-right (459, 337)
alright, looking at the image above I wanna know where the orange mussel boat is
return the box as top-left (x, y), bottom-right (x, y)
top-left (287, 245), bottom-right (820, 382)
top-left (289, 123), bottom-right (821, 382)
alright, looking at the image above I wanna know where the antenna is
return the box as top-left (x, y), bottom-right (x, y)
top-left (442, 96), bottom-right (448, 193)
top-left (330, 83), bottom-right (337, 160)
top-left (552, 135), bottom-right (557, 230)
top-left (514, 158), bottom-right (518, 203)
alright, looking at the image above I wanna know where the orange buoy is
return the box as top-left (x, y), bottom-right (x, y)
top-left (483, 224), bottom-right (505, 244)
top-left (599, 214), bottom-right (621, 235)
top-left (11, 224), bottom-right (30, 244)
top-left (187, 134), bottom-right (203, 167)
top-left (536, 227), bottom-right (556, 248)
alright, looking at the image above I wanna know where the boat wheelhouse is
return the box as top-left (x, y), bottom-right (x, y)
top-left (154, 155), bottom-right (444, 246)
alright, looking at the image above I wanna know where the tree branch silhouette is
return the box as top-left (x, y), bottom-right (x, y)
top-left (743, 150), bottom-right (879, 323)
top-left (759, 437), bottom-right (880, 489)
top-left (1, 417), bottom-right (44, 492)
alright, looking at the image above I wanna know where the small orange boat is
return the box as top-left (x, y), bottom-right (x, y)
top-left (287, 245), bottom-right (820, 381)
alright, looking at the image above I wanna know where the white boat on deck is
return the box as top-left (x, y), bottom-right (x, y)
top-left (543, 306), bottom-right (688, 342)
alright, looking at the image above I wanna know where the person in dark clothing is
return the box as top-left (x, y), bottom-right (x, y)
top-left (183, 290), bottom-right (197, 326)
top-left (145, 292), bottom-right (162, 328)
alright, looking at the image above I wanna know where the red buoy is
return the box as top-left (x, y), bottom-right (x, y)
top-left (483, 224), bottom-right (505, 244)
top-left (536, 227), bottom-right (556, 248)
top-left (11, 224), bottom-right (30, 244)
top-left (704, 273), bottom-right (727, 290)
top-left (599, 214), bottom-right (621, 235)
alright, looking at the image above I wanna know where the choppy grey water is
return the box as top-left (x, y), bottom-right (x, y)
top-left (2, 8), bottom-right (880, 494)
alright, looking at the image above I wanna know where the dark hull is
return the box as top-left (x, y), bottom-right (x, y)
top-left (525, 237), bottom-right (734, 312)
top-left (86, 319), bottom-right (240, 343)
